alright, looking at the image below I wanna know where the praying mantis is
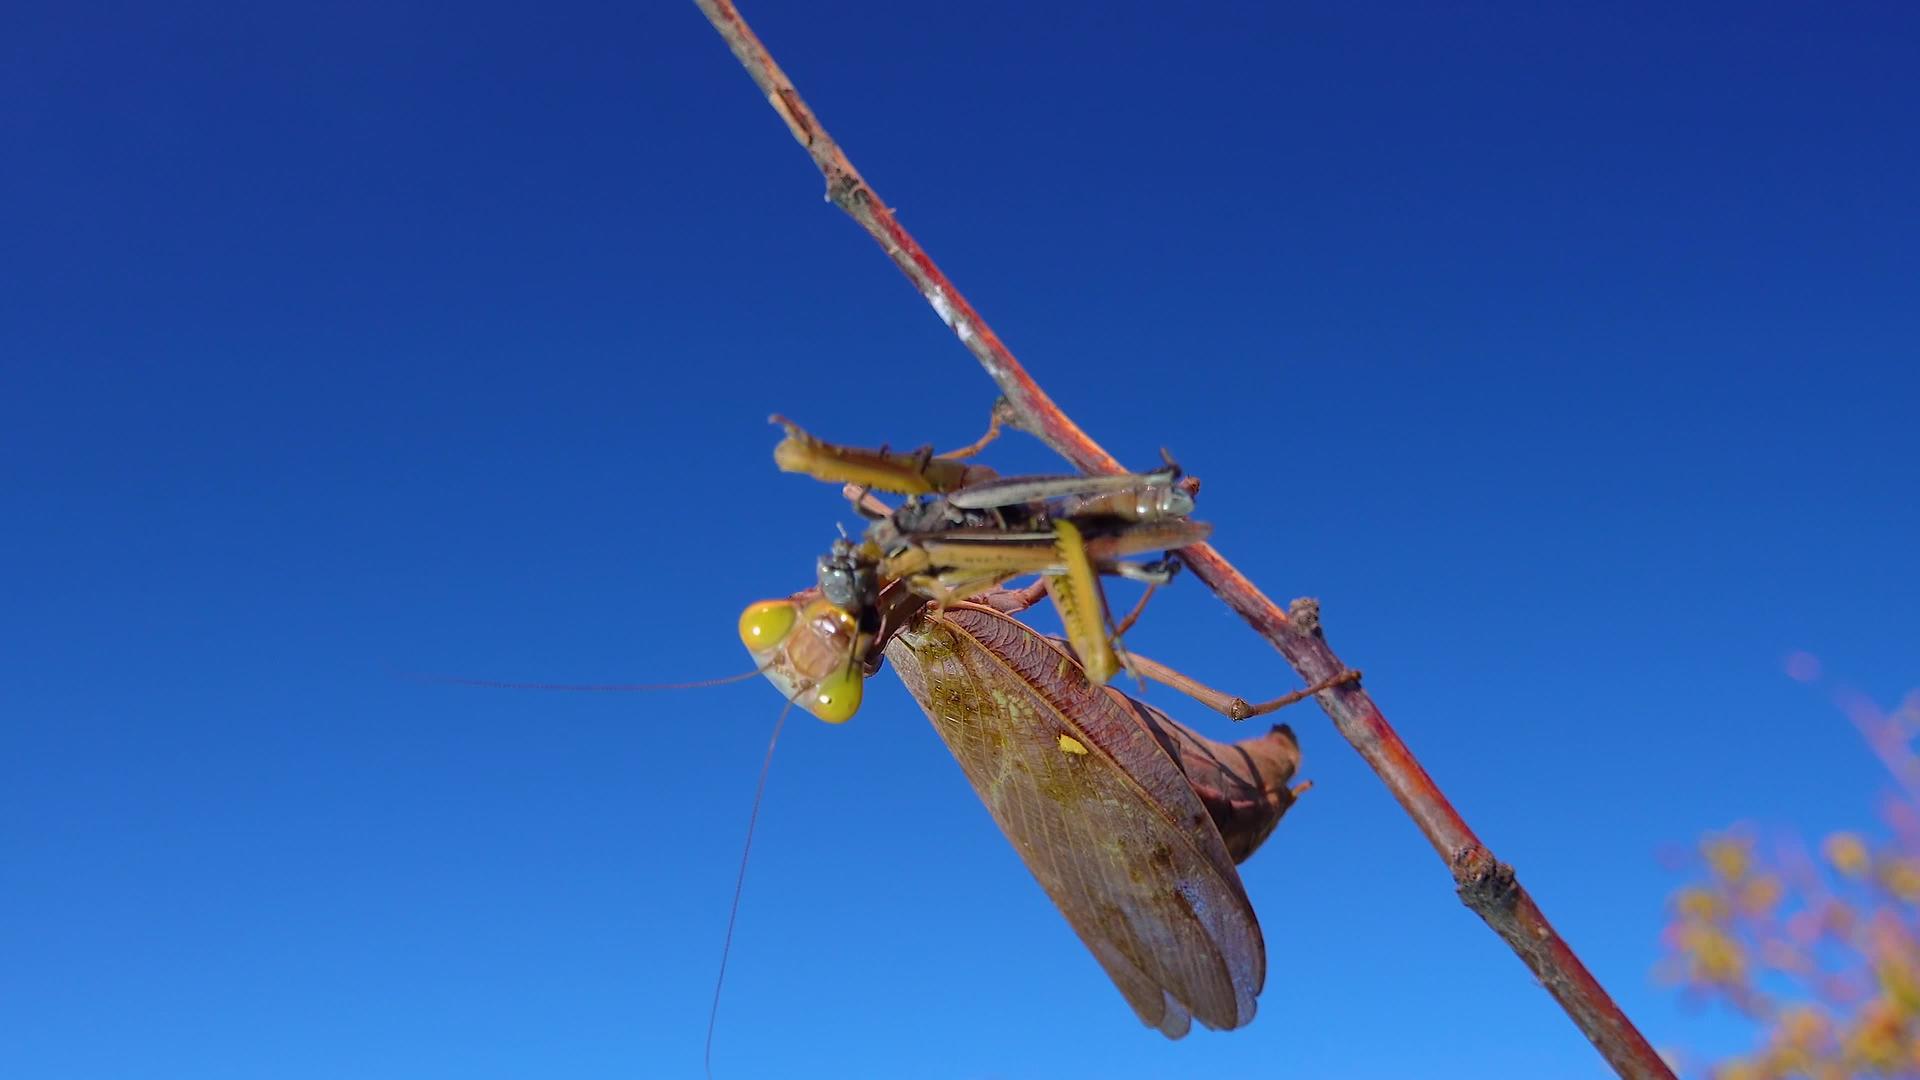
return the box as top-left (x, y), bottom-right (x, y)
top-left (738, 417), bottom-right (1355, 1035)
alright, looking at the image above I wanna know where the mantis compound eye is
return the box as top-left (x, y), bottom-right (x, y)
top-left (806, 666), bottom-right (863, 724)
top-left (738, 599), bottom-right (799, 653)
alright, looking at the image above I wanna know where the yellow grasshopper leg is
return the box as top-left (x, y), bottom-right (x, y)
top-left (1044, 518), bottom-right (1122, 686)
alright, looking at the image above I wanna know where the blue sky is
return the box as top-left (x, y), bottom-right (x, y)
top-left (4, 2), bottom-right (1916, 1077)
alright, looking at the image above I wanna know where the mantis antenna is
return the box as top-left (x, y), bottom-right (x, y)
top-left (394, 667), bottom-right (769, 692)
top-left (704, 694), bottom-right (796, 1079)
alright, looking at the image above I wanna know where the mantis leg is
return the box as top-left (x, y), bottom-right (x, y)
top-left (773, 414), bottom-right (989, 494)
top-left (1126, 655), bottom-right (1362, 721)
top-left (978, 557), bottom-right (1170, 675)
top-left (936, 400), bottom-right (1008, 460)
top-left (1112, 580), bottom-right (1163, 638)
top-left (922, 523), bottom-right (1120, 682)
top-left (843, 484), bottom-right (893, 518)
top-left (981, 577), bottom-right (1051, 615)
top-left (906, 572), bottom-right (1022, 609)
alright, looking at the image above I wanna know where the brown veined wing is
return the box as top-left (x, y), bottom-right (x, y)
top-left (885, 602), bottom-right (1269, 1037)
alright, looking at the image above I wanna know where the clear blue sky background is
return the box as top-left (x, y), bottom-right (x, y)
top-left (4, 3), bottom-right (1916, 1077)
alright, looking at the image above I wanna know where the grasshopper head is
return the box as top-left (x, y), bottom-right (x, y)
top-left (1153, 483), bottom-right (1196, 519)
top-left (815, 537), bottom-right (878, 612)
top-left (738, 595), bottom-right (865, 723)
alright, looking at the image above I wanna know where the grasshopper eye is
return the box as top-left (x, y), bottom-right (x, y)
top-left (806, 666), bottom-right (863, 724)
top-left (738, 600), bottom-right (799, 652)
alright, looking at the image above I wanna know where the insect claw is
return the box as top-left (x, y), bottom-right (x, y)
top-left (846, 485), bottom-right (889, 520)
top-left (938, 402), bottom-right (1007, 460)
top-left (1107, 558), bottom-right (1180, 587)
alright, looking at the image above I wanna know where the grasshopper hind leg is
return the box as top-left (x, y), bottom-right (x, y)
top-left (1044, 519), bottom-right (1122, 685)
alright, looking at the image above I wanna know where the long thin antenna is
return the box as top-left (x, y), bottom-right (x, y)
top-left (704, 697), bottom-right (793, 1078)
top-left (397, 668), bottom-right (767, 693)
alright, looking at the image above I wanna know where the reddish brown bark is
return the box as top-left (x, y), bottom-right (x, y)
top-left (692, 3), bottom-right (1674, 1076)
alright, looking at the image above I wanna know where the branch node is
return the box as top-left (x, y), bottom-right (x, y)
top-left (827, 172), bottom-right (865, 211)
top-left (1287, 596), bottom-right (1323, 636)
top-left (1453, 845), bottom-right (1520, 913)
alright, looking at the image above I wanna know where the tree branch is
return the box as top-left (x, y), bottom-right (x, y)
top-left (692, 3), bottom-right (1674, 1076)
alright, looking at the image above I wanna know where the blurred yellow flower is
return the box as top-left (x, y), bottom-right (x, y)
top-left (1740, 874), bottom-right (1784, 915)
top-left (1879, 857), bottom-right (1920, 903)
top-left (1824, 832), bottom-right (1870, 878)
top-left (1707, 837), bottom-right (1754, 883)
top-left (1676, 886), bottom-right (1727, 921)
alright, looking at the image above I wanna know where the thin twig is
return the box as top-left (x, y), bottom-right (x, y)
top-left (691, 3), bottom-right (1675, 1076)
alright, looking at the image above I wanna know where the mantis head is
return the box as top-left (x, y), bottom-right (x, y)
top-left (737, 594), bottom-right (866, 723)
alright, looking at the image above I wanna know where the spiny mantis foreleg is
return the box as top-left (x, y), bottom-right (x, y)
top-left (772, 414), bottom-right (995, 494)
top-left (876, 520), bottom-right (1208, 689)
top-left (892, 518), bottom-right (1172, 686)
top-left (908, 557), bottom-right (1174, 623)
top-left (794, 421), bottom-right (1210, 690)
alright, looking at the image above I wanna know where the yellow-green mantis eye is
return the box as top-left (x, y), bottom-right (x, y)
top-left (738, 599), bottom-right (798, 653)
top-left (806, 667), bottom-right (863, 724)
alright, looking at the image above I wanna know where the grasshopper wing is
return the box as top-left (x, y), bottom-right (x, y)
top-left (885, 603), bottom-right (1263, 1036)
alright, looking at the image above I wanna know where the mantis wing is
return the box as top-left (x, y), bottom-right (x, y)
top-left (885, 603), bottom-right (1265, 1036)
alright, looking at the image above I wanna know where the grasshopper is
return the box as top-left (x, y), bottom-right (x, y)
top-left (737, 420), bottom-right (1350, 1034)
top-left (757, 415), bottom-right (1206, 703)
